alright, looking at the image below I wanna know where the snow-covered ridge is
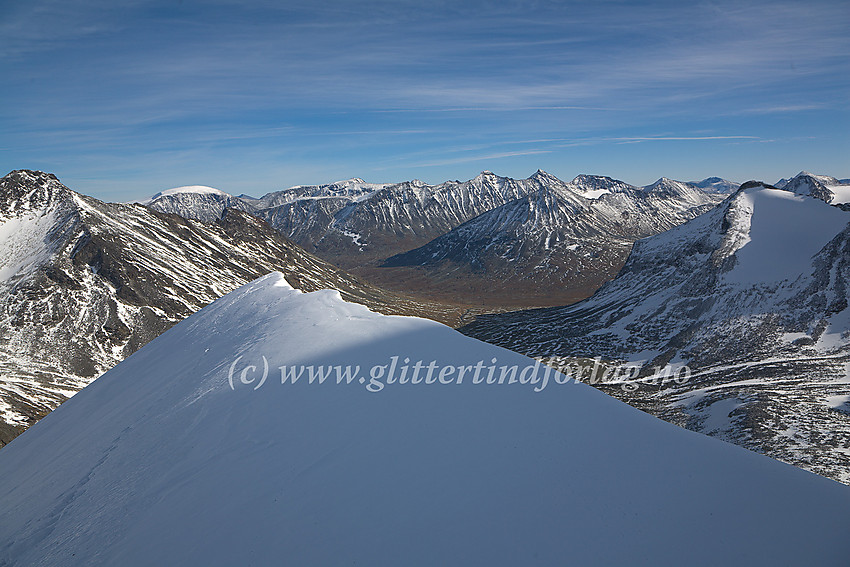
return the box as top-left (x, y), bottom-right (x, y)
top-left (723, 188), bottom-right (849, 285)
top-left (0, 170), bottom-right (462, 446)
top-left (1, 272), bottom-right (848, 565)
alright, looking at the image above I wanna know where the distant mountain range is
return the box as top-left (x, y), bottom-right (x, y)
top-left (147, 170), bottom-right (735, 307)
top-left (462, 172), bottom-right (850, 483)
top-left (690, 176), bottom-right (741, 193)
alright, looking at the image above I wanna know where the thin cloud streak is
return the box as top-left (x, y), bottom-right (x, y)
top-left (610, 136), bottom-right (761, 142)
top-left (1, 0), bottom-right (848, 199)
top-left (384, 150), bottom-right (555, 169)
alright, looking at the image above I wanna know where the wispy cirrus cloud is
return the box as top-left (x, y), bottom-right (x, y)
top-left (603, 136), bottom-right (761, 142)
top-left (385, 149), bottom-right (555, 169)
top-left (1, 0), bottom-right (847, 199)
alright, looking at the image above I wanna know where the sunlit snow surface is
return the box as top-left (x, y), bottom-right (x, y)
top-left (723, 189), bottom-right (850, 285)
top-left (827, 184), bottom-right (850, 205)
top-left (0, 273), bottom-right (848, 566)
top-left (0, 208), bottom-right (61, 282)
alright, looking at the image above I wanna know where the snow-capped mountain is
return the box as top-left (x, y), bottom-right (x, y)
top-left (254, 171), bottom-right (544, 267)
top-left (383, 181), bottom-right (629, 306)
top-left (383, 175), bottom-right (724, 306)
top-left (144, 184), bottom-right (255, 222)
top-left (1, 272), bottom-right (848, 566)
top-left (690, 176), bottom-right (740, 193)
top-left (584, 176), bottom-right (727, 235)
top-left (567, 173), bottom-right (636, 199)
top-left (0, 170), bottom-right (462, 446)
top-left (146, 173), bottom-right (536, 267)
top-left (148, 184), bottom-right (230, 200)
top-left (242, 177), bottom-right (389, 209)
top-left (461, 181), bottom-right (850, 483)
top-left (147, 178), bottom-right (393, 226)
top-left (780, 171), bottom-right (850, 207)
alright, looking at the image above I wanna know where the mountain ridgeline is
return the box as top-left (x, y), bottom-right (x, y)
top-left (147, 170), bottom-right (734, 306)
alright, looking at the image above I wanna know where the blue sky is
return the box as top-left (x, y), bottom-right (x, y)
top-left (1, 0), bottom-right (848, 201)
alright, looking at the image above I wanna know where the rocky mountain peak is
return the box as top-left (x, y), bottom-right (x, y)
top-left (782, 171), bottom-right (844, 204)
top-left (0, 170), bottom-right (73, 214)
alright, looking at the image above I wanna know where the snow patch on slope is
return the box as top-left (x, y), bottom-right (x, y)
top-left (0, 207), bottom-right (61, 282)
top-left (827, 184), bottom-right (850, 205)
top-left (724, 189), bottom-right (850, 285)
top-left (580, 188), bottom-right (611, 199)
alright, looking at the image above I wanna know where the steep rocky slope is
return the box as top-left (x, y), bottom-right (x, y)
top-left (383, 174), bottom-right (724, 306)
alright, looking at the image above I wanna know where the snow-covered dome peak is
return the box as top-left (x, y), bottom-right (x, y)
top-left (156, 185), bottom-right (230, 198)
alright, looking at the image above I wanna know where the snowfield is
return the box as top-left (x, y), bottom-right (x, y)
top-left (0, 273), bottom-right (848, 566)
top-left (723, 188), bottom-right (850, 285)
